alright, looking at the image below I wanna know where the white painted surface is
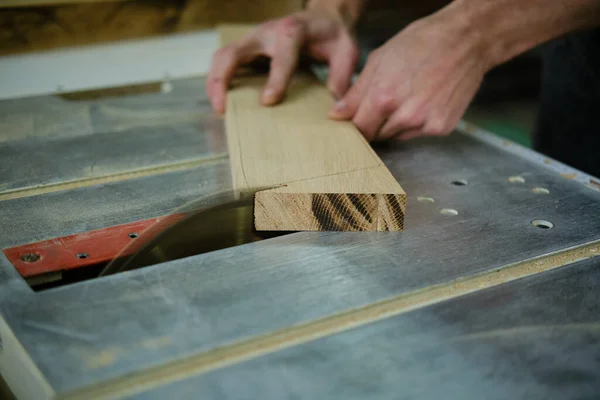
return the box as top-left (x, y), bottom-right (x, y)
top-left (0, 30), bottom-right (218, 101)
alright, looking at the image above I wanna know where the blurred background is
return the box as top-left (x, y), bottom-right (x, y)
top-left (1, 0), bottom-right (540, 146)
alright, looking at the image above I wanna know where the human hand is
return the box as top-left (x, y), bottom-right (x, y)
top-left (328, 7), bottom-right (489, 141)
top-left (207, 7), bottom-right (360, 113)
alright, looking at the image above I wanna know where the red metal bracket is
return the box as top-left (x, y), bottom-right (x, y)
top-left (3, 214), bottom-right (185, 278)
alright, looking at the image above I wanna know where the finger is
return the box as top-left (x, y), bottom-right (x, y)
top-left (207, 38), bottom-right (261, 113)
top-left (207, 46), bottom-right (241, 113)
top-left (327, 64), bottom-right (373, 120)
top-left (326, 35), bottom-right (359, 98)
top-left (395, 128), bottom-right (426, 142)
top-left (262, 16), bottom-right (306, 106)
top-left (422, 75), bottom-right (481, 136)
top-left (378, 102), bottom-right (425, 140)
top-left (351, 86), bottom-right (398, 141)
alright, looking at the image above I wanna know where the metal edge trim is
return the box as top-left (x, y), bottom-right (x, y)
top-left (457, 120), bottom-right (600, 192)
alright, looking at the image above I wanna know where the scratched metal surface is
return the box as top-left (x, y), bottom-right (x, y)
top-left (0, 161), bottom-right (232, 249)
top-left (0, 78), bottom-right (208, 143)
top-left (135, 257), bottom-right (600, 400)
top-left (1, 76), bottom-right (600, 396)
top-left (0, 78), bottom-right (224, 192)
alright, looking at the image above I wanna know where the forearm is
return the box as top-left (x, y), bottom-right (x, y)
top-left (305, 0), bottom-right (368, 27)
top-left (442, 0), bottom-right (600, 68)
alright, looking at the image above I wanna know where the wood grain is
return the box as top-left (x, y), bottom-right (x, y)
top-left (220, 25), bottom-right (406, 232)
top-left (0, 316), bottom-right (55, 400)
top-left (0, 0), bottom-right (302, 56)
top-left (0, 0), bottom-right (447, 57)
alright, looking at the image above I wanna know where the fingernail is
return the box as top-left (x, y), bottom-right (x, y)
top-left (333, 100), bottom-right (346, 112)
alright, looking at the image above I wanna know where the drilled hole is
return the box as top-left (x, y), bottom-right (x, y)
top-left (532, 187), bottom-right (550, 195)
top-left (509, 176), bottom-right (525, 184)
top-left (531, 219), bottom-right (554, 229)
top-left (440, 208), bottom-right (459, 216)
top-left (129, 232), bottom-right (139, 239)
top-left (21, 253), bottom-right (41, 263)
top-left (417, 196), bottom-right (435, 204)
top-left (451, 180), bottom-right (468, 186)
top-left (161, 82), bottom-right (173, 93)
top-left (77, 253), bottom-right (89, 259)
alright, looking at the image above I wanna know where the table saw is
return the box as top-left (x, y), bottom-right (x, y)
top-left (1, 29), bottom-right (600, 400)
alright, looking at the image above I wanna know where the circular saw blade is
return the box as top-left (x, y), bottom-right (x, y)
top-left (98, 190), bottom-right (283, 277)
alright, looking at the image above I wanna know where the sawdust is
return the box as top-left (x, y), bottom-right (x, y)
top-left (84, 350), bottom-right (118, 370)
top-left (560, 173), bottom-right (577, 180)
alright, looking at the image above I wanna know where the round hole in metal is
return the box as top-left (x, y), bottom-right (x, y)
top-left (77, 253), bottom-right (89, 259)
top-left (451, 180), bottom-right (468, 186)
top-left (440, 208), bottom-right (459, 216)
top-left (417, 196), bottom-right (435, 204)
top-left (129, 232), bottom-right (139, 239)
top-left (531, 219), bottom-right (554, 229)
top-left (532, 187), bottom-right (550, 195)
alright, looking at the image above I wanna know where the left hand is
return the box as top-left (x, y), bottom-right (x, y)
top-left (328, 8), bottom-right (490, 142)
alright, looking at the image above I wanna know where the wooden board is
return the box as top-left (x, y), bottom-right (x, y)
top-left (0, 0), bottom-right (448, 57)
top-left (219, 24), bottom-right (406, 232)
top-left (0, 0), bottom-right (302, 56)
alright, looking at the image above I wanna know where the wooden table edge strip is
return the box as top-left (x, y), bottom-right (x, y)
top-left (59, 239), bottom-right (600, 400)
top-left (0, 316), bottom-right (55, 400)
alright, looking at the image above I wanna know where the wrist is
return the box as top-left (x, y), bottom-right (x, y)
top-left (422, 2), bottom-right (495, 72)
top-left (446, 0), bottom-right (600, 70)
top-left (414, 2), bottom-right (496, 73)
top-left (446, 0), bottom-right (539, 69)
top-left (305, 0), bottom-right (367, 28)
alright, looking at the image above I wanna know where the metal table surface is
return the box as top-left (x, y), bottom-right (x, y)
top-left (133, 257), bottom-right (600, 400)
top-left (0, 76), bottom-right (599, 399)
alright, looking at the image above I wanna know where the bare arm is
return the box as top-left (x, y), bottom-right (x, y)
top-left (328, 0), bottom-right (600, 142)
top-left (305, 0), bottom-right (368, 27)
top-left (457, 0), bottom-right (600, 68)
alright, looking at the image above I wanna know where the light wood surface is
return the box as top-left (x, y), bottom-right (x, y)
top-left (0, 316), bottom-right (55, 400)
top-left (220, 24), bottom-right (406, 232)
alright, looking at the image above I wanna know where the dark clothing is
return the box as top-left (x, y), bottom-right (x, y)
top-left (533, 28), bottom-right (600, 178)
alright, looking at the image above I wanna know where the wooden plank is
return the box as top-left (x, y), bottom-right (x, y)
top-left (0, 0), bottom-right (121, 6)
top-left (0, 316), bottom-right (55, 400)
top-left (219, 24), bottom-right (406, 232)
top-left (0, 0), bottom-right (302, 56)
top-left (0, 0), bottom-right (449, 57)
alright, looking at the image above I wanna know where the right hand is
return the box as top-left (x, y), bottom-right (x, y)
top-left (206, 8), bottom-right (360, 113)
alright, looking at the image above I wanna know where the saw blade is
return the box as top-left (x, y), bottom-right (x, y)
top-left (98, 190), bottom-right (287, 277)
